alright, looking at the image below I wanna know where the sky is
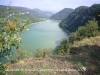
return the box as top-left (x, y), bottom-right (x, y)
top-left (0, 0), bottom-right (100, 13)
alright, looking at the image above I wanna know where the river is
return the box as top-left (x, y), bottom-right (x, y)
top-left (20, 20), bottom-right (69, 53)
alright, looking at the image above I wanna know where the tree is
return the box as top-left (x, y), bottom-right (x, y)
top-left (69, 19), bottom-right (99, 43)
top-left (85, 19), bottom-right (99, 37)
top-left (56, 39), bottom-right (69, 54)
top-left (0, 6), bottom-right (31, 74)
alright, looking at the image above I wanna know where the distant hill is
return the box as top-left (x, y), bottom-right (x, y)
top-left (33, 8), bottom-right (53, 19)
top-left (59, 4), bottom-right (100, 32)
top-left (50, 8), bottom-right (74, 20)
top-left (0, 5), bottom-right (54, 23)
top-left (0, 5), bottom-right (42, 23)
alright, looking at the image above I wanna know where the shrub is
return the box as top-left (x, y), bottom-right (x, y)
top-left (69, 19), bottom-right (99, 43)
top-left (55, 38), bottom-right (69, 55)
top-left (10, 47), bottom-right (32, 63)
top-left (34, 49), bottom-right (53, 58)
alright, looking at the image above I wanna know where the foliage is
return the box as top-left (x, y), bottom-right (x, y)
top-left (34, 49), bottom-right (53, 58)
top-left (69, 19), bottom-right (99, 43)
top-left (50, 8), bottom-right (74, 20)
top-left (0, 6), bottom-right (31, 74)
top-left (10, 47), bottom-right (32, 64)
top-left (59, 4), bottom-right (100, 32)
top-left (55, 38), bottom-right (69, 54)
top-left (0, 5), bottom-right (42, 23)
top-left (69, 32), bottom-right (79, 44)
top-left (0, 63), bottom-right (6, 75)
top-left (69, 36), bottom-right (100, 75)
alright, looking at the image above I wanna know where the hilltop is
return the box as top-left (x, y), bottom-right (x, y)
top-left (50, 8), bottom-right (74, 20)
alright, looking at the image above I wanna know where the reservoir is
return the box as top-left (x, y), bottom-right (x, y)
top-left (20, 20), bottom-right (69, 53)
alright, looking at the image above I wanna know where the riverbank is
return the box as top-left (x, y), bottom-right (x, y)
top-left (30, 20), bottom-right (46, 25)
top-left (50, 19), bottom-right (62, 22)
top-left (59, 26), bottom-right (70, 34)
top-left (22, 20), bottom-right (46, 32)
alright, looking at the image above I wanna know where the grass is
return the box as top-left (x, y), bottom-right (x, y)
top-left (6, 57), bottom-right (81, 75)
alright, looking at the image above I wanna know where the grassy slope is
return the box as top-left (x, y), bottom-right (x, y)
top-left (6, 36), bottom-right (100, 75)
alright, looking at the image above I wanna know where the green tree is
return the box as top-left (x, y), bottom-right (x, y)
top-left (34, 49), bottom-right (52, 58)
top-left (69, 32), bottom-right (78, 43)
top-left (69, 19), bottom-right (99, 43)
top-left (0, 6), bottom-right (31, 74)
top-left (56, 39), bottom-right (69, 54)
top-left (10, 47), bottom-right (32, 63)
top-left (85, 19), bottom-right (99, 37)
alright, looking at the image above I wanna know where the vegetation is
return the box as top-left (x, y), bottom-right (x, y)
top-left (34, 49), bottom-right (53, 58)
top-left (54, 17), bottom-right (100, 75)
top-left (50, 8), bottom-right (74, 20)
top-left (0, 5), bottom-right (45, 23)
top-left (69, 19), bottom-right (99, 43)
top-left (0, 5), bottom-right (52, 75)
top-left (7, 36), bottom-right (100, 75)
top-left (56, 19), bottom-right (99, 54)
top-left (10, 47), bottom-right (32, 64)
top-left (55, 38), bottom-right (69, 55)
top-left (59, 4), bottom-right (100, 32)
top-left (0, 6), bottom-right (31, 74)
top-left (69, 36), bottom-right (100, 75)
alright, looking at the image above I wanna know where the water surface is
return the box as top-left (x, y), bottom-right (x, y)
top-left (20, 20), bottom-right (69, 53)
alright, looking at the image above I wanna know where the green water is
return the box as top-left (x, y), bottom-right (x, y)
top-left (20, 20), bottom-right (69, 53)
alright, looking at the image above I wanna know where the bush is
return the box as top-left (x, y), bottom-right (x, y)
top-left (10, 47), bottom-right (32, 63)
top-left (69, 19), bottom-right (99, 43)
top-left (55, 38), bottom-right (69, 55)
top-left (34, 49), bottom-right (53, 58)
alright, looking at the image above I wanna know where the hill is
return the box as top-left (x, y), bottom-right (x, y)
top-left (33, 8), bottom-right (53, 19)
top-left (50, 8), bottom-right (74, 20)
top-left (5, 36), bottom-right (100, 75)
top-left (59, 4), bottom-right (100, 32)
top-left (0, 5), bottom-right (48, 23)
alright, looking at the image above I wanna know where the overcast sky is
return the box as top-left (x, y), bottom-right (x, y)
top-left (0, 0), bottom-right (100, 13)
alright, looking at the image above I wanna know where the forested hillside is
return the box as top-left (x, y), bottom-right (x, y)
top-left (50, 8), bottom-right (74, 20)
top-left (0, 5), bottom-right (49, 22)
top-left (59, 4), bottom-right (100, 32)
